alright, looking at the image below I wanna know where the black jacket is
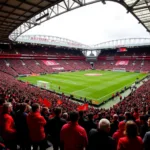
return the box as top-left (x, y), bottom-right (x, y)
top-left (78, 117), bottom-right (86, 129)
top-left (85, 120), bottom-right (97, 134)
top-left (140, 123), bottom-right (148, 138)
top-left (15, 111), bottom-right (29, 140)
top-left (110, 120), bottom-right (119, 136)
top-left (87, 129), bottom-right (116, 150)
top-left (46, 116), bottom-right (66, 142)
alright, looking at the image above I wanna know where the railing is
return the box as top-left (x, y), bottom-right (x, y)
top-left (0, 54), bottom-right (85, 60)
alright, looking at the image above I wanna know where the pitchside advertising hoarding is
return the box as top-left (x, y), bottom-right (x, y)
top-left (115, 60), bottom-right (129, 66)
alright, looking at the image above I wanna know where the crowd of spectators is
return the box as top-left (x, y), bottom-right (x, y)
top-left (0, 70), bottom-right (150, 150)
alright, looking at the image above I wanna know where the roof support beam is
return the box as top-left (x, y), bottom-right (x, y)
top-left (0, 3), bottom-right (33, 13)
top-left (131, 0), bottom-right (140, 8)
top-left (133, 5), bottom-right (150, 10)
top-left (17, 1), bottom-right (43, 9)
top-left (0, 15), bottom-right (25, 21)
top-left (72, 0), bottom-right (83, 6)
top-left (0, 10), bottom-right (27, 18)
top-left (142, 20), bottom-right (150, 23)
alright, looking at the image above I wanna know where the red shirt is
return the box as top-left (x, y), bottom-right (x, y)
top-left (60, 122), bottom-right (88, 150)
top-left (133, 112), bottom-right (139, 120)
top-left (117, 136), bottom-right (143, 150)
top-left (0, 114), bottom-right (16, 140)
top-left (113, 130), bottom-right (125, 143)
top-left (27, 111), bottom-right (46, 142)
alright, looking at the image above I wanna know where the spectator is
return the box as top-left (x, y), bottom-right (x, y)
top-left (113, 121), bottom-right (125, 144)
top-left (147, 118), bottom-right (150, 131)
top-left (0, 96), bottom-right (5, 114)
top-left (60, 111), bottom-right (88, 150)
top-left (85, 113), bottom-right (96, 134)
top-left (87, 118), bottom-right (116, 150)
top-left (46, 107), bottom-right (66, 150)
top-left (78, 111), bottom-right (86, 129)
top-left (110, 114), bottom-right (119, 136)
top-left (15, 103), bottom-right (30, 150)
top-left (62, 112), bottom-right (68, 121)
top-left (133, 108), bottom-right (139, 120)
top-left (117, 121), bottom-right (143, 150)
top-left (143, 131), bottom-right (150, 150)
top-left (27, 103), bottom-right (47, 150)
top-left (41, 107), bottom-right (49, 122)
top-left (140, 115), bottom-right (148, 138)
top-left (0, 103), bottom-right (16, 150)
top-left (124, 112), bottom-right (133, 122)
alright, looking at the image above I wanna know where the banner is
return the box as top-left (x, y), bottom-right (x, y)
top-left (43, 60), bottom-right (58, 66)
top-left (77, 103), bottom-right (88, 111)
top-left (57, 99), bottom-right (62, 105)
top-left (52, 67), bottom-right (64, 70)
top-left (115, 60), bottom-right (129, 66)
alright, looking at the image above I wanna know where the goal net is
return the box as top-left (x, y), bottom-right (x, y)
top-left (37, 80), bottom-right (50, 89)
top-left (112, 68), bottom-right (126, 72)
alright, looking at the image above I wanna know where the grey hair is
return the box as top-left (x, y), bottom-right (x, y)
top-left (98, 118), bottom-right (110, 130)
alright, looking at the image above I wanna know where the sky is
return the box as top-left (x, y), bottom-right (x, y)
top-left (23, 1), bottom-right (150, 45)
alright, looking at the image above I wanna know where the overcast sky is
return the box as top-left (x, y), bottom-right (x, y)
top-left (24, 1), bottom-right (150, 45)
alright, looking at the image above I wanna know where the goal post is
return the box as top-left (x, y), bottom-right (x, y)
top-left (37, 80), bottom-right (50, 89)
top-left (112, 68), bottom-right (126, 72)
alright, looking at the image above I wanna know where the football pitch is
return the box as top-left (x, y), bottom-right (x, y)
top-left (18, 70), bottom-right (147, 104)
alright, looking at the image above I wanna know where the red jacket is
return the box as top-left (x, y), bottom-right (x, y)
top-left (113, 130), bottom-right (125, 143)
top-left (27, 111), bottom-right (46, 142)
top-left (113, 121), bottom-right (125, 143)
top-left (60, 122), bottom-right (88, 150)
top-left (117, 136), bottom-right (143, 150)
top-left (0, 114), bottom-right (16, 140)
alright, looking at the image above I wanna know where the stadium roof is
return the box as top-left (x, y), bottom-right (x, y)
top-left (16, 35), bottom-right (150, 49)
top-left (0, 0), bottom-right (150, 43)
top-left (16, 35), bottom-right (91, 49)
top-left (0, 0), bottom-right (63, 42)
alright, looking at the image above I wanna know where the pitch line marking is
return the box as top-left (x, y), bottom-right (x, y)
top-left (97, 82), bottom-right (135, 100)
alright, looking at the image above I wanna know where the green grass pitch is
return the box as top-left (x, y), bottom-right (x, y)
top-left (18, 70), bottom-right (147, 104)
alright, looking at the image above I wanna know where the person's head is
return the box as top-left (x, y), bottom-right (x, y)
top-left (32, 103), bottom-right (40, 112)
top-left (118, 121), bottom-right (125, 131)
top-left (125, 112), bottom-right (132, 121)
top-left (147, 118), bottom-right (150, 127)
top-left (140, 115), bottom-right (147, 124)
top-left (98, 118), bottom-right (110, 133)
top-left (2, 102), bottom-right (13, 114)
top-left (54, 107), bottom-right (62, 117)
top-left (41, 107), bottom-right (49, 115)
top-left (113, 114), bottom-right (118, 121)
top-left (88, 113), bottom-right (94, 121)
top-left (69, 111), bottom-right (79, 123)
top-left (134, 107), bottom-right (138, 113)
top-left (62, 112), bottom-right (68, 120)
top-left (125, 121), bottom-right (138, 138)
top-left (26, 104), bottom-right (31, 113)
top-left (79, 111), bottom-right (84, 118)
top-left (0, 96), bottom-right (5, 106)
top-left (20, 103), bottom-right (27, 112)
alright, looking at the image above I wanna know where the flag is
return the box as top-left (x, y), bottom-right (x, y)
top-left (57, 99), bottom-right (62, 105)
top-left (43, 98), bottom-right (51, 108)
top-left (38, 97), bottom-right (43, 104)
top-left (77, 103), bottom-right (88, 111)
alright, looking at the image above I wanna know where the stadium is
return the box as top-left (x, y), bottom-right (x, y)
top-left (1, 0), bottom-right (150, 150)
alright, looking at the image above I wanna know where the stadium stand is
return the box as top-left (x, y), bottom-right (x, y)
top-left (2, 0), bottom-right (150, 149)
top-left (0, 44), bottom-right (150, 149)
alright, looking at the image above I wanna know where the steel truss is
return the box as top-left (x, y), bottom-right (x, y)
top-left (16, 35), bottom-right (150, 50)
top-left (9, 0), bottom-right (150, 42)
top-left (92, 38), bottom-right (150, 49)
top-left (16, 35), bottom-right (91, 49)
